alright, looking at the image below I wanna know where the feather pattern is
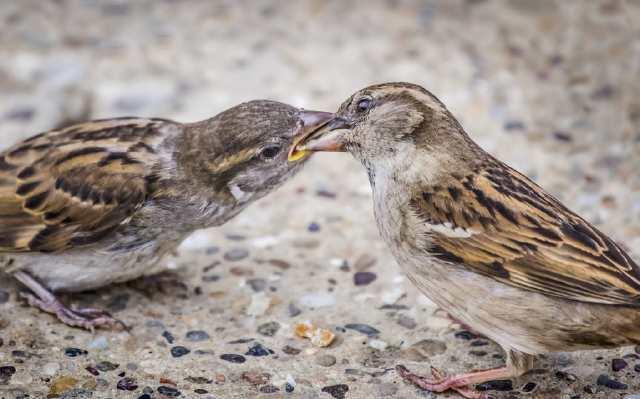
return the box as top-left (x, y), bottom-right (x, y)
top-left (0, 118), bottom-right (169, 252)
top-left (410, 159), bottom-right (640, 306)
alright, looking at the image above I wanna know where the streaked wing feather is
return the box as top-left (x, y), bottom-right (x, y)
top-left (0, 118), bottom-right (166, 252)
top-left (413, 162), bottom-right (640, 305)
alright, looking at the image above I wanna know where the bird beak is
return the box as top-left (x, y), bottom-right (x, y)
top-left (288, 117), bottom-right (351, 161)
top-left (288, 110), bottom-right (336, 162)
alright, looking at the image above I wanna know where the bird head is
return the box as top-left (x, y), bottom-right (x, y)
top-left (183, 100), bottom-right (332, 204)
top-left (290, 82), bottom-right (473, 176)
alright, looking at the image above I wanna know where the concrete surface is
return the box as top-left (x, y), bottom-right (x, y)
top-left (1, 1), bottom-right (640, 398)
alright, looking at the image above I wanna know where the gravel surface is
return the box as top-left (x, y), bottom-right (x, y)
top-left (1, 1), bottom-right (639, 398)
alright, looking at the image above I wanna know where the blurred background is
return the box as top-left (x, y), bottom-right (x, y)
top-left (1, 1), bottom-right (640, 398)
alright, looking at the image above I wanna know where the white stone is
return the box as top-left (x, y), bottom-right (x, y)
top-left (299, 292), bottom-right (336, 308)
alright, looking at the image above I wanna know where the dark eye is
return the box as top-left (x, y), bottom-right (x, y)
top-left (356, 98), bottom-right (372, 113)
top-left (260, 145), bottom-right (281, 160)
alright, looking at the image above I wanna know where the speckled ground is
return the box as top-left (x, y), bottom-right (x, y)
top-left (1, 1), bottom-right (640, 398)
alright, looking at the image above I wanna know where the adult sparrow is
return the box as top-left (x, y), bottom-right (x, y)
top-left (0, 100), bottom-right (332, 330)
top-left (292, 82), bottom-right (640, 398)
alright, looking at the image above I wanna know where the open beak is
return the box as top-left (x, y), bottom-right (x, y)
top-left (288, 116), bottom-right (351, 161)
top-left (288, 110), bottom-right (335, 162)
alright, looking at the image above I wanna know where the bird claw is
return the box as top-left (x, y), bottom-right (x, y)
top-left (396, 364), bottom-right (491, 399)
top-left (20, 292), bottom-right (128, 332)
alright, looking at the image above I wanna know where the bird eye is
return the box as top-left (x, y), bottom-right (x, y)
top-left (259, 145), bottom-right (281, 160)
top-left (356, 98), bottom-right (372, 113)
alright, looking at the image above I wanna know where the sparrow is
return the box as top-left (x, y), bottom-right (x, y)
top-left (0, 100), bottom-right (332, 330)
top-left (291, 82), bottom-right (640, 398)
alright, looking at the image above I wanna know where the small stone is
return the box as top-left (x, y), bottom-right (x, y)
top-left (405, 339), bottom-right (447, 360)
top-left (268, 259), bottom-right (291, 269)
top-left (294, 322), bottom-right (336, 347)
top-left (85, 366), bottom-right (99, 376)
top-left (353, 272), bottom-right (377, 286)
top-left (245, 343), bottom-right (272, 357)
top-left (299, 292), bottom-right (336, 308)
top-left (596, 374), bottom-right (627, 390)
top-left (322, 384), bottom-right (349, 399)
top-left (257, 321), bottom-right (280, 337)
top-left (553, 131), bottom-right (573, 142)
top-left (157, 385), bottom-right (182, 397)
top-left (48, 376), bottom-right (78, 396)
top-left (521, 382), bottom-right (537, 392)
top-left (288, 303), bottom-right (302, 317)
top-left (162, 331), bottom-right (175, 344)
top-left (228, 338), bottom-right (254, 344)
top-left (555, 371), bottom-right (577, 382)
top-left (186, 331), bottom-right (210, 342)
top-left (185, 376), bottom-right (212, 384)
top-left (224, 248), bottom-right (249, 261)
top-left (635, 364), bottom-right (640, 373)
top-left (194, 389), bottom-right (208, 394)
top-left (396, 314), bottom-right (417, 329)
top-left (64, 348), bottom-right (88, 357)
top-left (612, 358), bottom-right (628, 372)
top-left (307, 222), bottom-right (321, 232)
top-left (315, 354), bottom-right (337, 367)
top-left (282, 345), bottom-right (301, 355)
top-left (117, 377), bottom-right (138, 391)
top-left (470, 340), bottom-right (489, 347)
top-left (260, 385), bottom-right (279, 393)
top-left (171, 346), bottom-right (191, 358)
top-left (247, 278), bottom-right (267, 292)
top-left (247, 292), bottom-right (272, 316)
top-left (0, 366), bottom-right (16, 383)
top-left (95, 361), bottom-right (119, 372)
top-left (242, 371), bottom-right (270, 385)
top-left (504, 120), bottom-right (526, 131)
top-left (88, 336), bottom-right (109, 350)
top-left (220, 354), bottom-right (246, 363)
top-left (368, 339), bottom-right (388, 351)
top-left (344, 323), bottom-right (380, 336)
top-left (285, 383), bottom-right (294, 392)
top-left (316, 189), bottom-right (336, 198)
top-left (476, 380), bottom-right (513, 391)
top-left (0, 290), bottom-right (9, 304)
top-left (202, 274), bottom-right (220, 282)
top-left (454, 330), bottom-right (476, 340)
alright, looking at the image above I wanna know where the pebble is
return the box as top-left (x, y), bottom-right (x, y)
top-left (406, 339), bottom-right (447, 360)
top-left (41, 362), bottom-right (60, 376)
top-left (476, 380), bottom-right (513, 391)
top-left (396, 314), bottom-right (417, 329)
top-left (470, 340), bottom-right (489, 347)
top-left (0, 289), bottom-right (9, 304)
top-left (597, 374), bottom-right (627, 390)
top-left (247, 292), bottom-right (272, 316)
top-left (282, 345), bottom-right (301, 355)
top-left (186, 330), bottom-right (210, 342)
top-left (95, 361), bottom-right (119, 372)
top-left (294, 322), bottom-right (336, 347)
top-left (307, 222), bottom-right (321, 232)
top-left (260, 385), bottom-right (279, 393)
top-left (171, 346), bottom-right (191, 358)
top-left (368, 339), bottom-right (388, 351)
top-left (185, 376), bottom-right (212, 384)
top-left (322, 384), bottom-right (349, 399)
top-left (85, 366), bottom-right (99, 376)
top-left (315, 354), bottom-right (337, 367)
top-left (0, 366), bottom-right (16, 383)
top-left (257, 321), bottom-right (280, 336)
top-left (353, 272), bottom-right (377, 286)
top-left (245, 343), bottom-right (272, 357)
top-left (299, 292), bottom-right (336, 308)
top-left (64, 348), bottom-right (88, 357)
top-left (285, 383), bottom-right (294, 393)
top-left (521, 382), bottom-right (537, 392)
top-left (88, 336), bottom-right (109, 350)
top-left (635, 364), bottom-right (640, 373)
top-left (344, 323), bottom-right (380, 336)
top-left (288, 303), bottom-right (302, 317)
top-left (162, 331), bottom-right (175, 344)
top-left (504, 120), bottom-right (526, 131)
top-left (157, 386), bottom-right (182, 397)
top-left (220, 354), bottom-right (246, 363)
top-left (201, 274), bottom-right (220, 282)
top-left (247, 278), bottom-right (267, 292)
top-left (117, 377), bottom-right (138, 391)
top-left (242, 371), bottom-right (270, 385)
top-left (612, 358), bottom-right (628, 372)
top-left (224, 248), bottom-right (249, 261)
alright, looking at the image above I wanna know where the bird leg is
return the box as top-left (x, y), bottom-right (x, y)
top-left (397, 349), bottom-right (533, 399)
top-left (14, 271), bottom-right (127, 331)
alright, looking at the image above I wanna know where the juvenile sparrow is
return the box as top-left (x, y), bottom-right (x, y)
top-left (292, 82), bottom-right (640, 398)
top-left (0, 100), bottom-right (332, 330)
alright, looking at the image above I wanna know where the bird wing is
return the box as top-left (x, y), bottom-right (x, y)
top-left (0, 118), bottom-right (168, 252)
top-left (411, 162), bottom-right (640, 305)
